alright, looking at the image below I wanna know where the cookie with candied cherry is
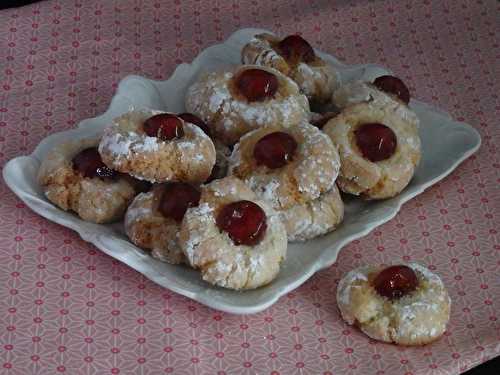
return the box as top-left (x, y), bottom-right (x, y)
top-left (322, 101), bottom-right (421, 199)
top-left (185, 65), bottom-right (309, 145)
top-left (336, 263), bottom-right (451, 346)
top-left (242, 33), bottom-right (339, 104)
top-left (38, 137), bottom-right (147, 224)
top-left (334, 75), bottom-right (411, 107)
top-left (228, 121), bottom-right (343, 241)
top-left (179, 177), bottom-right (287, 290)
top-left (98, 109), bottom-right (216, 183)
top-left (125, 183), bottom-right (201, 264)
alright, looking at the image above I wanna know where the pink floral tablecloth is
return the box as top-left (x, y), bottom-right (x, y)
top-left (0, 0), bottom-right (498, 374)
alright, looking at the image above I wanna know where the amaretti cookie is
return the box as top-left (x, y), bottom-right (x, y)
top-left (38, 137), bottom-right (141, 223)
top-left (323, 101), bottom-right (421, 199)
top-left (228, 121), bottom-right (343, 241)
top-left (333, 75), bottom-right (411, 109)
top-left (185, 65), bottom-right (309, 145)
top-left (242, 33), bottom-right (339, 104)
top-left (179, 177), bottom-right (287, 290)
top-left (98, 109), bottom-right (216, 183)
top-left (336, 263), bottom-right (451, 346)
top-left (125, 183), bottom-right (201, 264)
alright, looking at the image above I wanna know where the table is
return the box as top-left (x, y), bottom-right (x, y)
top-left (0, 1), bottom-right (498, 374)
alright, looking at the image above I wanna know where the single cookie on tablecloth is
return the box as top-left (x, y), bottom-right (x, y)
top-left (336, 263), bottom-right (451, 346)
top-left (38, 137), bottom-right (147, 224)
top-left (185, 65), bottom-right (309, 145)
top-left (242, 33), bottom-right (339, 104)
top-left (179, 176), bottom-right (287, 290)
top-left (98, 109), bottom-right (216, 183)
top-left (125, 182), bottom-right (202, 264)
top-left (322, 101), bottom-right (421, 200)
top-left (228, 121), bottom-right (343, 241)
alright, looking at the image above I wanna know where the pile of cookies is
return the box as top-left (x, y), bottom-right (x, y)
top-left (38, 32), bottom-right (450, 345)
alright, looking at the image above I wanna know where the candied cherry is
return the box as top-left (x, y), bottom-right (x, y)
top-left (158, 182), bottom-right (201, 222)
top-left (253, 131), bottom-right (297, 169)
top-left (178, 113), bottom-right (211, 137)
top-left (373, 265), bottom-right (418, 300)
top-left (373, 75), bottom-right (410, 105)
top-left (277, 34), bottom-right (315, 63)
top-left (354, 123), bottom-right (397, 162)
top-left (72, 147), bottom-right (116, 179)
top-left (143, 113), bottom-right (184, 141)
top-left (216, 200), bottom-right (267, 246)
top-left (235, 68), bottom-right (278, 102)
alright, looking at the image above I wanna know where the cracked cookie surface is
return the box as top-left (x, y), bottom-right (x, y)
top-left (98, 109), bottom-right (216, 183)
top-left (178, 176), bottom-right (287, 290)
top-left (38, 137), bottom-right (138, 224)
top-left (125, 190), bottom-right (185, 265)
top-left (228, 121), bottom-right (343, 241)
top-left (280, 184), bottom-right (344, 242)
top-left (242, 33), bottom-right (339, 104)
top-left (336, 263), bottom-right (451, 346)
top-left (185, 65), bottom-right (309, 146)
top-left (323, 101), bottom-right (421, 199)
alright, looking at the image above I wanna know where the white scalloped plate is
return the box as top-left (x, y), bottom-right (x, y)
top-left (3, 28), bottom-right (481, 314)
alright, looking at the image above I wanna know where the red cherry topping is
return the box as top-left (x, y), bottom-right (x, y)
top-left (178, 113), bottom-right (211, 137)
top-left (235, 68), bottom-right (278, 102)
top-left (72, 148), bottom-right (116, 179)
top-left (355, 123), bottom-right (397, 162)
top-left (158, 182), bottom-right (201, 222)
top-left (373, 265), bottom-right (418, 300)
top-left (143, 114), bottom-right (184, 141)
top-left (216, 200), bottom-right (267, 246)
top-left (373, 75), bottom-right (410, 105)
top-left (277, 34), bottom-right (315, 63)
top-left (253, 132), bottom-right (297, 169)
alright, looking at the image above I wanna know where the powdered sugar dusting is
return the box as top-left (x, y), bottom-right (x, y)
top-left (243, 36), bottom-right (283, 67)
top-left (183, 202), bottom-right (214, 263)
top-left (230, 121), bottom-right (340, 214)
top-left (215, 68), bottom-right (306, 129)
top-left (333, 81), bottom-right (376, 108)
top-left (296, 63), bottom-right (322, 94)
top-left (185, 65), bottom-right (309, 144)
top-left (283, 187), bottom-right (343, 241)
top-left (242, 33), bottom-right (338, 102)
top-left (337, 263), bottom-right (450, 345)
top-left (180, 178), bottom-right (287, 290)
top-left (337, 267), bottom-right (369, 306)
top-left (293, 122), bottom-right (340, 197)
top-left (125, 206), bottom-right (151, 229)
top-left (246, 176), bottom-right (282, 208)
top-left (136, 136), bottom-right (160, 152)
top-left (333, 81), bottom-right (420, 128)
